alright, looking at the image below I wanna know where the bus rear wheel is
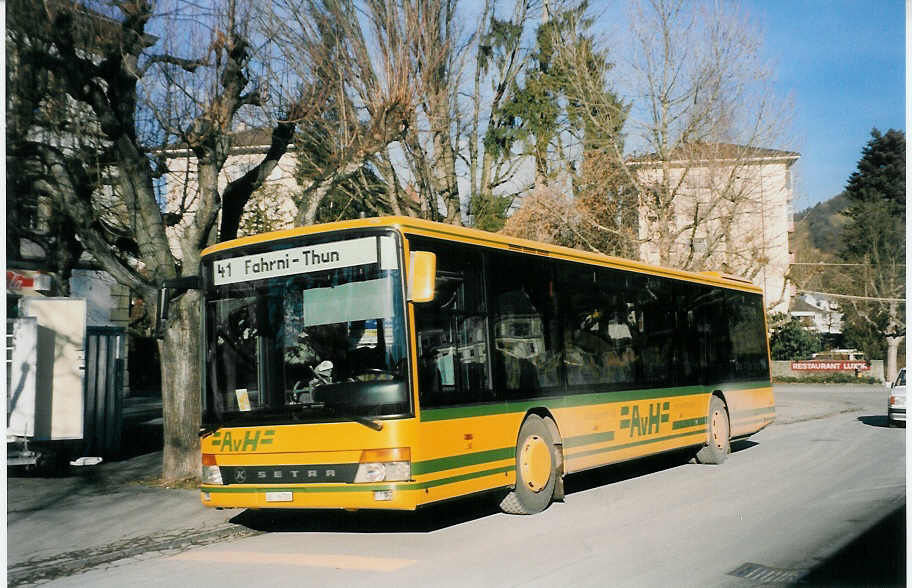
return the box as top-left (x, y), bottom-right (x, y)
top-left (696, 396), bottom-right (730, 465)
top-left (500, 415), bottom-right (558, 515)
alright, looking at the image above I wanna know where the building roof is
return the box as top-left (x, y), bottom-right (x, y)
top-left (158, 126), bottom-right (294, 157)
top-left (790, 297), bottom-right (824, 314)
top-left (626, 142), bottom-right (800, 167)
top-left (42, 0), bottom-right (158, 50)
top-left (230, 127), bottom-right (275, 147)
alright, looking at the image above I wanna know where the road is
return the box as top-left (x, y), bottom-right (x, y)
top-left (27, 385), bottom-right (908, 587)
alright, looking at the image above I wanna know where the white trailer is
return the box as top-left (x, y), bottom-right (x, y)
top-left (7, 298), bottom-right (101, 468)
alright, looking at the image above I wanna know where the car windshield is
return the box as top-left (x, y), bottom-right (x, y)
top-left (203, 234), bottom-right (410, 425)
top-left (897, 370), bottom-right (906, 387)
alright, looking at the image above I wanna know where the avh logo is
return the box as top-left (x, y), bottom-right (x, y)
top-left (211, 429), bottom-right (276, 452)
top-left (620, 402), bottom-right (670, 437)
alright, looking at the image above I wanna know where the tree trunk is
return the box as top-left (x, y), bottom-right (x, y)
top-left (157, 292), bottom-right (202, 482)
top-left (885, 336), bottom-right (901, 383)
top-left (884, 300), bottom-right (904, 382)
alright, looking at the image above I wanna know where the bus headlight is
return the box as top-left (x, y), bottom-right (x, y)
top-left (354, 448), bottom-right (411, 483)
top-left (354, 461), bottom-right (410, 483)
top-left (201, 454), bottom-right (223, 485)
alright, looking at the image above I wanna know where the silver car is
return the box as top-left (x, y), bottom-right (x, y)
top-left (887, 367), bottom-right (905, 427)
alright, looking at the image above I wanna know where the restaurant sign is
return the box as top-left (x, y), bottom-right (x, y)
top-left (790, 361), bottom-right (870, 372)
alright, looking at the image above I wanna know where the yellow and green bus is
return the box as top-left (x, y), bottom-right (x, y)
top-left (188, 216), bottom-right (774, 514)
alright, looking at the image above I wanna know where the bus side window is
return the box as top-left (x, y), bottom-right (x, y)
top-left (674, 281), bottom-right (709, 387)
top-left (727, 291), bottom-right (769, 381)
top-left (411, 238), bottom-right (491, 407)
top-left (632, 275), bottom-right (677, 388)
top-left (489, 252), bottom-right (560, 399)
top-left (696, 287), bottom-right (731, 383)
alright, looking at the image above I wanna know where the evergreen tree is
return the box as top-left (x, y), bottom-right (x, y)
top-left (838, 128), bottom-right (905, 379)
top-left (483, 1), bottom-right (628, 244)
top-left (769, 316), bottom-right (822, 360)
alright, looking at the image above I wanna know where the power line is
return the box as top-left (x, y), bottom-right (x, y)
top-left (795, 289), bottom-right (906, 303)
top-left (790, 262), bottom-right (906, 267)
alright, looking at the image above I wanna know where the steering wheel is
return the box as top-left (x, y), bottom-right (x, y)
top-left (291, 380), bottom-right (309, 402)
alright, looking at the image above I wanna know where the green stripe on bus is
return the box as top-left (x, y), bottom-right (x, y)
top-left (567, 430), bottom-right (705, 461)
top-left (672, 417), bottom-right (706, 430)
top-left (414, 429), bottom-right (622, 478)
top-left (402, 466), bottom-right (514, 490)
top-left (719, 380), bottom-right (773, 392)
top-left (203, 484), bottom-right (395, 494)
top-left (419, 384), bottom-right (716, 422)
top-left (202, 466), bottom-right (514, 495)
top-left (732, 406), bottom-right (776, 418)
top-left (412, 447), bottom-right (514, 476)
top-left (564, 431), bottom-right (615, 448)
top-left (732, 417), bottom-right (773, 425)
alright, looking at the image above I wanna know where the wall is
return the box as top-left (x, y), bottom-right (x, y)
top-left (162, 148), bottom-right (300, 262)
top-left (771, 360), bottom-right (885, 382)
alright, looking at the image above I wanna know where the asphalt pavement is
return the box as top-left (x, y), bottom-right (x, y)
top-left (6, 451), bottom-right (249, 585)
top-left (5, 383), bottom-right (901, 586)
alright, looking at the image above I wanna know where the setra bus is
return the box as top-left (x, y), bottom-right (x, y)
top-left (166, 216), bottom-right (774, 514)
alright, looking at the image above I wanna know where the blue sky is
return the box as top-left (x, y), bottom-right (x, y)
top-left (743, 0), bottom-right (905, 211)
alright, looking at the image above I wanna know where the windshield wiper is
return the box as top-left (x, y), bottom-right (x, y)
top-left (199, 423), bottom-right (220, 438)
top-left (336, 411), bottom-right (384, 431)
top-left (295, 400), bottom-right (383, 431)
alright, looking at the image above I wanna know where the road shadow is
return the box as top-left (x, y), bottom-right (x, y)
top-left (7, 450), bottom-right (165, 519)
top-left (563, 448), bottom-right (695, 496)
top-left (7, 419), bottom-right (163, 481)
top-left (230, 440), bottom-right (764, 533)
top-left (564, 439), bottom-right (759, 496)
top-left (731, 439), bottom-right (759, 453)
top-left (857, 415), bottom-right (902, 428)
top-left (796, 504), bottom-right (905, 587)
top-left (229, 491), bottom-right (503, 533)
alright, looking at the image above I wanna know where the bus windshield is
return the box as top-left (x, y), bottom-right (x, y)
top-left (203, 234), bottom-right (409, 426)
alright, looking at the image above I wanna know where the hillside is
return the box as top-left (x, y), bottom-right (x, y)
top-left (790, 193), bottom-right (851, 293)
top-left (794, 193), bottom-right (850, 252)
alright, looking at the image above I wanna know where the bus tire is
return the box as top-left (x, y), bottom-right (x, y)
top-left (500, 415), bottom-right (558, 515)
top-left (696, 396), bottom-right (730, 465)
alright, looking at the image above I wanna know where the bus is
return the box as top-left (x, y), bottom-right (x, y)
top-left (173, 216), bottom-right (774, 515)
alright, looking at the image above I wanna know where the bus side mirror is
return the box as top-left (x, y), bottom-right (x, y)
top-left (408, 251), bottom-right (436, 303)
top-left (155, 276), bottom-right (201, 339)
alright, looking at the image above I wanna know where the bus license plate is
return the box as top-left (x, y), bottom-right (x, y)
top-left (265, 491), bottom-right (293, 503)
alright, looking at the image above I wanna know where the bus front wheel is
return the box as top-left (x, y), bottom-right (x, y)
top-left (695, 396), bottom-right (730, 465)
top-left (500, 415), bottom-right (558, 515)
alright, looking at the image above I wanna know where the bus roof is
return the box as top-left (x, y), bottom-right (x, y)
top-left (200, 216), bottom-right (764, 294)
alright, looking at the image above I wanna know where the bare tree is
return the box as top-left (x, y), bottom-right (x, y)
top-left (502, 185), bottom-right (577, 244)
top-left (258, 0), bottom-right (417, 225)
top-left (617, 0), bottom-right (794, 308)
top-left (8, 0), bottom-right (325, 481)
top-left (381, 0), bottom-right (545, 227)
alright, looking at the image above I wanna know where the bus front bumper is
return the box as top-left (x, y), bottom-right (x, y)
top-left (199, 482), bottom-right (421, 510)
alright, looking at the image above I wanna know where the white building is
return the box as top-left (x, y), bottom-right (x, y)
top-left (161, 127), bottom-right (301, 262)
top-left (627, 143), bottom-right (799, 314)
top-left (790, 293), bottom-right (843, 335)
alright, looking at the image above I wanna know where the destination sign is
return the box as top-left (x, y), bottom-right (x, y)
top-left (213, 237), bottom-right (379, 286)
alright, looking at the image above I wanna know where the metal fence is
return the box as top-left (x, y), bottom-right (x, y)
top-left (83, 327), bottom-right (126, 457)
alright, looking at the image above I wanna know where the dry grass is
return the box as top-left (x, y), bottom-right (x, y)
top-left (131, 476), bottom-right (200, 490)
